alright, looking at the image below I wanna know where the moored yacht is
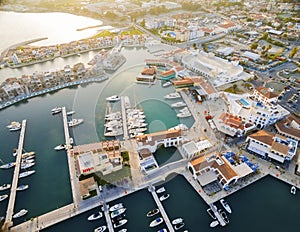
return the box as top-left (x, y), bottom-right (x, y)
top-left (0, 162), bottom-right (16, 169)
top-left (171, 101), bottom-right (186, 108)
top-left (20, 162), bottom-right (35, 170)
top-left (19, 170), bottom-right (35, 178)
top-left (88, 211), bottom-right (103, 221)
top-left (219, 209), bottom-right (229, 224)
top-left (157, 229), bottom-right (167, 232)
top-left (118, 229), bottom-right (127, 232)
top-left (172, 218), bottom-right (184, 225)
top-left (159, 193), bottom-right (170, 201)
top-left (156, 187), bottom-right (165, 194)
top-left (21, 152), bottom-right (35, 159)
top-left (7, 121), bottom-right (21, 131)
top-left (206, 208), bottom-right (216, 219)
top-left (94, 225), bottom-right (107, 232)
top-left (0, 184), bottom-right (11, 191)
top-left (13, 209), bottom-right (28, 218)
top-left (54, 144), bottom-right (66, 151)
top-left (110, 208), bottom-right (126, 218)
top-left (106, 95), bottom-right (120, 102)
top-left (113, 219), bottom-right (128, 228)
top-left (220, 199), bottom-right (232, 214)
top-left (16, 184), bottom-right (29, 191)
top-left (109, 203), bottom-right (124, 212)
top-left (164, 92), bottom-right (181, 99)
top-left (210, 220), bottom-right (219, 228)
top-left (146, 208), bottom-right (159, 217)
top-left (149, 217), bottom-right (163, 227)
top-left (162, 81), bottom-right (172, 87)
top-left (51, 107), bottom-right (62, 114)
top-left (177, 111), bottom-right (191, 118)
top-left (66, 110), bottom-right (76, 116)
top-left (291, 186), bottom-right (296, 195)
top-left (68, 118), bottom-right (84, 127)
top-left (174, 222), bottom-right (185, 230)
top-left (0, 194), bottom-right (8, 202)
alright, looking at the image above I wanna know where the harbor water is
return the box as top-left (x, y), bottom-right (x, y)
top-left (0, 11), bottom-right (300, 232)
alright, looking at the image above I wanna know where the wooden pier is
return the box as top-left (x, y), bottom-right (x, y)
top-left (149, 186), bottom-right (175, 232)
top-left (102, 203), bottom-right (114, 232)
top-left (2, 120), bottom-right (27, 231)
top-left (120, 96), bottom-right (129, 140)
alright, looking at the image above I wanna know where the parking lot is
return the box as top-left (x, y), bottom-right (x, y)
top-left (278, 87), bottom-right (300, 115)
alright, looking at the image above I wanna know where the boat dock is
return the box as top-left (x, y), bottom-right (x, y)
top-left (120, 96), bottom-right (129, 140)
top-left (148, 186), bottom-right (175, 232)
top-left (2, 120), bottom-right (27, 230)
top-left (102, 203), bottom-right (114, 232)
top-left (209, 203), bottom-right (226, 227)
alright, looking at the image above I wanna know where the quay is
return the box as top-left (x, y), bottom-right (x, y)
top-left (2, 120), bottom-right (27, 231)
top-left (209, 203), bottom-right (226, 226)
top-left (148, 186), bottom-right (175, 232)
top-left (120, 96), bottom-right (129, 140)
top-left (102, 203), bottom-right (114, 232)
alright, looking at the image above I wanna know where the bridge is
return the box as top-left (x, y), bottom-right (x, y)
top-left (2, 120), bottom-right (27, 231)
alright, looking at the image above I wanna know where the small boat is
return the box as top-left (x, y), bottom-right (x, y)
top-left (21, 152), bottom-right (35, 159)
top-left (146, 208), bottom-right (159, 217)
top-left (174, 222), bottom-right (185, 230)
top-left (7, 121), bottom-right (21, 131)
top-left (149, 217), bottom-right (164, 227)
top-left (156, 187), bottom-right (165, 194)
top-left (69, 137), bottom-right (74, 144)
top-left (159, 194), bottom-right (170, 201)
top-left (88, 211), bottom-right (103, 221)
top-left (109, 203), bottom-right (124, 212)
top-left (22, 158), bottom-right (35, 164)
top-left (171, 101), bottom-right (186, 108)
top-left (113, 219), bottom-right (128, 228)
top-left (94, 225), bottom-right (107, 232)
top-left (179, 107), bottom-right (189, 113)
top-left (20, 162), bottom-right (35, 170)
top-left (104, 130), bottom-right (123, 137)
top-left (118, 229), bottom-right (127, 232)
top-left (164, 92), bottom-right (181, 99)
top-left (0, 194), bottom-right (8, 202)
top-left (172, 218), bottom-right (184, 225)
top-left (157, 229), bottom-right (167, 232)
top-left (0, 184), bottom-right (11, 191)
top-left (162, 81), bottom-right (172, 87)
top-left (16, 185), bottom-right (29, 191)
top-left (206, 208), bottom-right (216, 219)
top-left (106, 95), bottom-right (120, 102)
top-left (177, 112), bottom-right (191, 118)
top-left (291, 186), bottom-right (296, 195)
top-left (220, 199), bottom-right (232, 214)
top-left (68, 118), bottom-right (84, 127)
top-left (219, 210), bottom-right (229, 224)
top-left (19, 170), bottom-right (35, 178)
top-left (0, 162), bottom-right (16, 169)
top-left (111, 208), bottom-right (126, 218)
top-left (210, 220), bottom-right (219, 228)
top-left (51, 107), bottom-right (62, 114)
top-left (12, 149), bottom-right (17, 157)
top-left (129, 128), bottom-right (147, 134)
top-left (13, 209), bottom-right (28, 218)
top-left (54, 144), bottom-right (66, 151)
top-left (66, 110), bottom-right (76, 116)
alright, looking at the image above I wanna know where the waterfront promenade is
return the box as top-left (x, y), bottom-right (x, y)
top-left (3, 120), bottom-right (27, 231)
top-left (148, 186), bottom-right (175, 232)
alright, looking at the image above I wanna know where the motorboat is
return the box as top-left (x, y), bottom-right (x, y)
top-left (104, 129), bottom-right (123, 137)
top-left (66, 110), bottom-right (76, 116)
top-left (210, 220), bottom-right (219, 228)
top-left (113, 219), bottom-right (128, 228)
top-left (146, 208), bottom-right (159, 217)
top-left (88, 211), bottom-right (103, 221)
top-left (104, 120), bottom-right (122, 127)
top-left (21, 152), bottom-right (35, 159)
top-left (162, 81), bottom-right (172, 87)
top-left (174, 222), bottom-right (185, 230)
top-left (172, 218), bottom-right (184, 225)
top-left (106, 95), bottom-right (120, 102)
top-left (7, 121), bottom-right (21, 131)
top-left (0, 194), bottom-right (8, 202)
top-left (13, 209), bottom-right (28, 218)
top-left (111, 213), bottom-right (126, 223)
top-left (171, 101), bottom-right (186, 108)
top-left (22, 159), bottom-right (35, 164)
top-left (109, 203), bottom-right (124, 212)
top-left (291, 186), bottom-right (296, 195)
top-left (149, 217), bottom-right (163, 227)
top-left (16, 185), bottom-right (29, 191)
top-left (0, 162), bottom-right (16, 169)
top-left (168, 124), bottom-right (188, 131)
top-left (19, 170), bottom-right (35, 178)
top-left (220, 199), bottom-right (232, 214)
top-left (177, 111), bottom-right (191, 118)
top-left (68, 118), bottom-right (84, 127)
top-left (128, 122), bottom-right (148, 129)
top-left (12, 149), bottom-right (17, 157)
top-left (179, 107), bottom-right (189, 113)
top-left (156, 187), bottom-right (165, 194)
top-left (21, 162), bottom-right (35, 170)
top-left (110, 208), bottom-right (126, 218)
top-left (51, 107), bottom-right (62, 114)
top-left (94, 225), bottom-right (107, 232)
top-left (105, 112), bottom-right (121, 118)
top-left (129, 128), bottom-right (147, 134)
top-left (159, 193), bottom-right (170, 202)
top-left (54, 144), bottom-right (66, 151)
top-left (206, 208), bottom-right (216, 219)
top-left (157, 229), bottom-right (167, 232)
top-left (0, 184), bottom-right (11, 191)
top-left (118, 229), bottom-right (127, 232)
top-left (164, 92), bottom-right (181, 99)
top-left (219, 209), bottom-right (229, 224)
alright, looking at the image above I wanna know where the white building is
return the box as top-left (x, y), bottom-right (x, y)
top-left (182, 140), bottom-right (212, 159)
top-left (2, 82), bottom-right (25, 99)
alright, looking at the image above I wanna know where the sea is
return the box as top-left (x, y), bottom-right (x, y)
top-left (0, 11), bottom-right (300, 232)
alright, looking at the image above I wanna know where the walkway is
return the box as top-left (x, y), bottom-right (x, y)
top-left (209, 203), bottom-right (226, 226)
top-left (3, 120), bottom-right (27, 231)
top-left (102, 203), bottom-right (114, 232)
top-left (148, 186), bottom-right (175, 232)
top-left (120, 96), bottom-right (129, 140)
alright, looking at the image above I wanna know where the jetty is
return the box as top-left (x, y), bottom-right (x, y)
top-left (209, 203), bottom-right (226, 226)
top-left (148, 186), bottom-right (175, 232)
top-left (3, 120), bottom-right (27, 230)
top-left (120, 96), bottom-right (129, 140)
top-left (102, 203), bottom-right (114, 232)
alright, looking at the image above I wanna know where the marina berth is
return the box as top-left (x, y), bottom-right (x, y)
top-left (113, 219), bottom-right (128, 228)
top-left (0, 184), bottom-right (11, 191)
top-left (0, 194), bottom-right (8, 202)
top-left (109, 203), bottom-right (124, 212)
top-left (68, 118), bottom-right (84, 127)
top-left (146, 208), bottom-right (160, 217)
top-left (0, 162), bottom-right (16, 169)
top-left (94, 225), bottom-right (107, 232)
top-left (88, 211), bottom-right (103, 221)
top-left (220, 199), bottom-right (232, 214)
top-left (16, 184), bottom-right (29, 191)
top-left (13, 209), bottom-right (28, 218)
top-left (149, 217), bottom-right (164, 227)
top-left (206, 208), bottom-right (216, 219)
top-left (106, 95), bottom-right (120, 102)
top-left (111, 213), bottom-right (126, 223)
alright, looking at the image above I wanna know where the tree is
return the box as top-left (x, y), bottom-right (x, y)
top-left (250, 43), bottom-right (258, 50)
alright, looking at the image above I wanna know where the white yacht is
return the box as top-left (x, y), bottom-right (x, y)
top-left (13, 209), bottom-right (28, 218)
top-left (118, 229), bottom-right (127, 232)
top-left (19, 170), bottom-right (35, 178)
top-left (88, 211), bottom-right (103, 221)
top-left (16, 185), bottom-right (29, 191)
top-left (109, 203), bottom-right (124, 212)
top-left (113, 219), bottom-right (128, 228)
top-left (220, 199), bottom-right (232, 214)
top-left (156, 187), bottom-right (165, 194)
top-left (129, 128), bottom-right (147, 134)
top-left (0, 184), bottom-right (11, 191)
top-left (291, 186), bottom-right (296, 195)
top-left (159, 193), bottom-right (170, 201)
top-left (0, 194), bottom-right (8, 202)
top-left (146, 208), bottom-right (159, 217)
top-left (172, 218), bottom-right (184, 225)
top-left (51, 107), bottom-right (62, 114)
top-left (68, 118), bottom-right (84, 127)
top-left (177, 111), bottom-right (191, 118)
top-left (94, 225), bottom-right (107, 232)
top-left (171, 101), bottom-right (186, 108)
top-left (106, 95), bottom-right (120, 102)
top-left (7, 121), bottom-right (21, 131)
top-left (168, 124), bottom-right (188, 131)
top-left (162, 81), bottom-right (172, 87)
top-left (54, 144), bottom-right (66, 151)
top-left (66, 110), bottom-right (76, 116)
top-left (21, 152), bottom-right (35, 159)
top-left (104, 129), bottom-right (123, 137)
top-left (164, 92), bottom-right (181, 99)
top-left (0, 162), bottom-right (16, 169)
top-left (20, 162), bottom-right (35, 170)
top-left (149, 217), bottom-right (164, 227)
top-left (210, 220), bottom-right (219, 228)
top-left (110, 208), bottom-right (126, 218)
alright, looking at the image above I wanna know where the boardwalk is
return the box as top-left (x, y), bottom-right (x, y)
top-left (209, 203), bottom-right (226, 226)
top-left (3, 120), bottom-right (27, 231)
top-left (120, 96), bottom-right (129, 140)
top-left (102, 203), bottom-right (114, 232)
top-left (149, 186), bottom-right (175, 232)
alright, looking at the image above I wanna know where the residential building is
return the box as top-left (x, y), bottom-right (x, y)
top-left (275, 114), bottom-right (300, 141)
